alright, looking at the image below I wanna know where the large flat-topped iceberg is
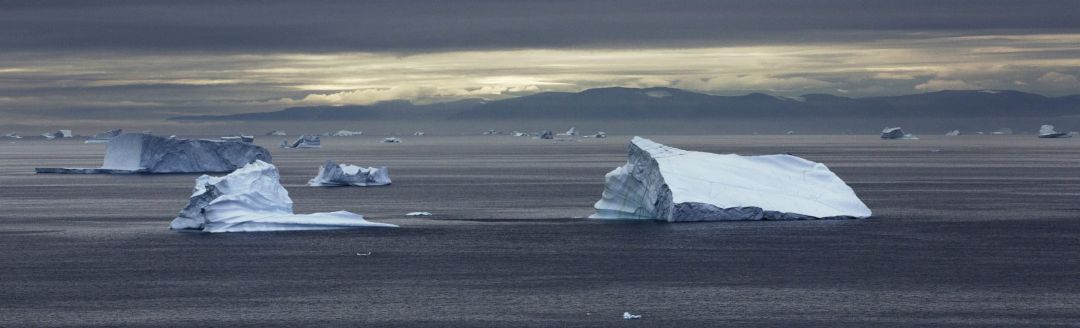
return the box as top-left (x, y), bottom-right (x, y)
top-left (35, 133), bottom-right (271, 174)
top-left (308, 160), bottom-right (391, 187)
top-left (591, 137), bottom-right (871, 221)
top-left (171, 161), bottom-right (396, 233)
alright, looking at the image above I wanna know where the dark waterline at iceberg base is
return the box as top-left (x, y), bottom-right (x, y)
top-left (2, 135), bottom-right (1080, 326)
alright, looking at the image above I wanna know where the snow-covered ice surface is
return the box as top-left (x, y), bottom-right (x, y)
top-left (36, 133), bottom-right (271, 174)
top-left (85, 129), bottom-right (122, 143)
top-left (170, 160), bottom-right (397, 233)
top-left (307, 160), bottom-right (391, 187)
top-left (590, 136), bottom-right (871, 221)
top-left (1038, 125), bottom-right (1070, 138)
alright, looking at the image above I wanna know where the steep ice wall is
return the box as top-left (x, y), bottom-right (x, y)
top-left (590, 137), bottom-right (871, 221)
top-left (308, 160), bottom-right (391, 187)
top-left (170, 160), bottom-right (396, 233)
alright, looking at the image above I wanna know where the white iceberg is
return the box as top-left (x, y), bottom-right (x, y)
top-left (288, 135), bottom-right (322, 148)
top-left (35, 133), bottom-right (271, 174)
top-left (266, 130), bottom-right (287, 136)
top-left (559, 127), bottom-right (578, 136)
top-left (594, 131), bottom-right (607, 138)
top-left (1038, 125), bottom-right (1070, 138)
top-left (170, 161), bottom-right (396, 233)
top-left (538, 131), bottom-right (554, 140)
top-left (307, 160), bottom-right (391, 187)
top-left (220, 135), bottom-right (254, 143)
top-left (413, 131), bottom-right (425, 136)
top-left (85, 129), bottom-right (122, 143)
top-left (41, 129), bottom-right (72, 140)
top-left (590, 137), bottom-right (871, 221)
top-left (623, 312), bottom-right (641, 320)
top-left (482, 129), bottom-right (499, 135)
top-left (331, 130), bottom-right (363, 137)
top-left (991, 128), bottom-right (1013, 135)
top-left (880, 127), bottom-right (917, 140)
top-left (405, 212), bottom-right (432, 216)
top-left (4, 132), bottom-right (21, 139)
top-left (382, 137), bottom-right (402, 143)
top-left (512, 131), bottom-right (528, 137)
top-left (945, 130), bottom-right (961, 136)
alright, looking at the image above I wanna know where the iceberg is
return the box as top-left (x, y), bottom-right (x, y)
top-left (85, 129), bottom-right (122, 143)
top-left (4, 132), bottom-right (21, 139)
top-left (559, 127), bottom-right (578, 136)
top-left (413, 131), bottom-right (425, 136)
top-left (220, 135), bottom-right (255, 143)
top-left (330, 130), bottom-right (363, 137)
top-left (945, 130), bottom-right (961, 136)
top-left (482, 129), bottom-right (499, 135)
top-left (538, 130), bottom-right (554, 140)
top-left (1038, 125), bottom-right (1070, 138)
top-left (405, 212), bottom-right (432, 216)
top-left (880, 127), bottom-right (917, 140)
top-left (991, 128), bottom-right (1013, 135)
top-left (307, 160), bottom-right (391, 187)
top-left (594, 131), bottom-right (607, 139)
top-left (35, 133), bottom-right (271, 174)
top-left (41, 129), bottom-right (72, 140)
top-left (266, 130), bottom-right (287, 136)
top-left (590, 137), bottom-right (871, 221)
top-left (382, 137), bottom-right (402, 143)
top-left (512, 131), bottom-right (528, 137)
top-left (170, 161), bottom-right (396, 233)
top-left (288, 135), bottom-right (322, 148)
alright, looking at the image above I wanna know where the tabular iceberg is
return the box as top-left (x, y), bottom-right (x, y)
top-left (590, 137), bottom-right (871, 221)
top-left (330, 130), bottom-right (363, 137)
top-left (35, 133), bottom-right (271, 174)
top-left (307, 160), bottom-right (391, 187)
top-left (288, 135), bottom-right (322, 148)
top-left (170, 160), bottom-right (396, 233)
top-left (85, 129), bottom-right (122, 143)
top-left (1038, 125), bottom-right (1070, 138)
top-left (881, 127), bottom-right (917, 140)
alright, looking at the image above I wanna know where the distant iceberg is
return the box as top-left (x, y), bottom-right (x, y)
top-left (308, 160), bottom-right (391, 187)
top-left (594, 131), bottom-right (607, 138)
top-left (85, 129), bottom-right (122, 144)
top-left (881, 127), bottom-right (917, 140)
top-left (331, 130), bottom-right (363, 137)
top-left (4, 132), bottom-right (21, 139)
top-left (288, 135), bottom-right (322, 148)
top-left (590, 137), bottom-right (871, 221)
top-left (512, 131), bottom-right (528, 137)
top-left (266, 130), bottom-right (287, 136)
top-left (36, 133), bottom-right (271, 174)
top-left (538, 130), bottom-right (554, 140)
top-left (42, 129), bottom-right (72, 140)
top-left (220, 135), bottom-right (254, 143)
top-left (559, 127), bottom-right (578, 136)
top-left (170, 161), bottom-right (396, 233)
top-left (945, 130), bottom-right (961, 136)
top-left (382, 137), bottom-right (402, 143)
top-left (991, 128), bottom-right (1013, 135)
top-left (1038, 125), bottom-right (1070, 138)
top-left (413, 131), bottom-right (425, 136)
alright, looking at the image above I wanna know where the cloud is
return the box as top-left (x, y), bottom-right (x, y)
top-left (1036, 72), bottom-right (1080, 86)
top-left (914, 79), bottom-right (979, 91)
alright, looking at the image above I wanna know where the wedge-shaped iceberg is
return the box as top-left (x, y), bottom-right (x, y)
top-left (307, 160), bottom-right (391, 187)
top-left (1038, 125), bottom-right (1070, 138)
top-left (170, 161), bottom-right (396, 232)
top-left (590, 137), bottom-right (871, 221)
top-left (85, 129), bottom-right (122, 143)
top-left (881, 127), bottom-right (917, 140)
top-left (35, 133), bottom-right (271, 174)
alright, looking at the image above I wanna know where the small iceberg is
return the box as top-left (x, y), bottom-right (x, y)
top-left (594, 131), bottom-right (607, 139)
top-left (287, 135), bottom-right (322, 148)
top-left (85, 129), bottom-right (122, 144)
top-left (382, 137), bottom-right (402, 143)
top-left (405, 212), bottom-right (432, 216)
top-left (482, 129), bottom-right (499, 135)
top-left (538, 131), bottom-right (554, 140)
top-left (307, 160), bottom-right (391, 187)
top-left (42, 129), bottom-right (73, 140)
top-left (266, 130), bottom-right (287, 136)
top-left (559, 127), bottom-right (578, 136)
top-left (880, 127), bottom-right (917, 140)
top-left (170, 160), bottom-right (396, 233)
top-left (35, 133), bottom-right (271, 174)
top-left (4, 132), bottom-right (22, 139)
top-left (512, 131), bottom-right (528, 137)
top-left (590, 137), bottom-right (871, 221)
top-left (413, 131), bottom-right (425, 136)
top-left (220, 135), bottom-right (254, 143)
top-left (945, 130), bottom-right (961, 136)
top-left (623, 312), bottom-right (641, 320)
top-left (991, 128), bottom-right (1013, 135)
top-left (1038, 125), bottom-right (1071, 138)
top-left (330, 130), bottom-right (363, 137)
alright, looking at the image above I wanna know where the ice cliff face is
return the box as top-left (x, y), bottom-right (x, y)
top-left (308, 160), bottom-right (391, 187)
top-left (102, 133), bottom-right (271, 173)
top-left (590, 137), bottom-right (871, 221)
top-left (170, 160), bottom-right (396, 232)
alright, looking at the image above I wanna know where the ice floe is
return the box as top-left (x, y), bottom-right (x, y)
top-left (307, 160), bottom-right (391, 187)
top-left (35, 133), bottom-right (271, 174)
top-left (590, 136), bottom-right (871, 221)
top-left (170, 160), bottom-right (396, 233)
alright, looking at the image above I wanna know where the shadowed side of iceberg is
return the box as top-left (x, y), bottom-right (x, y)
top-left (590, 136), bottom-right (872, 222)
top-left (170, 160), bottom-right (396, 233)
top-left (36, 133), bottom-right (272, 174)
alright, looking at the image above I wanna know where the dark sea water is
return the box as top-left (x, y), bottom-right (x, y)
top-left (1, 135), bottom-right (1079, 327)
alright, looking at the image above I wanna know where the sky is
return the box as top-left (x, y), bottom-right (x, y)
top-left (1, 0), bottom-right (1079, 119)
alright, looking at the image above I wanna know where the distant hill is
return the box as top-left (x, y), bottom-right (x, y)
top-left (169, 87), bottom-right (1080, 121)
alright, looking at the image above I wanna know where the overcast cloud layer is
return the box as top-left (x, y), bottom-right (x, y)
top-left (1, 0), bottom-right (1079, 119)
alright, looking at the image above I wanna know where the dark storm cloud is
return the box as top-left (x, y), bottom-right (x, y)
top-left (2, 0), bottom-right (1079, 53)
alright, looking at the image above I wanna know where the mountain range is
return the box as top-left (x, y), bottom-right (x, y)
top-left (169, 87), bottom-right (1080, 121)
